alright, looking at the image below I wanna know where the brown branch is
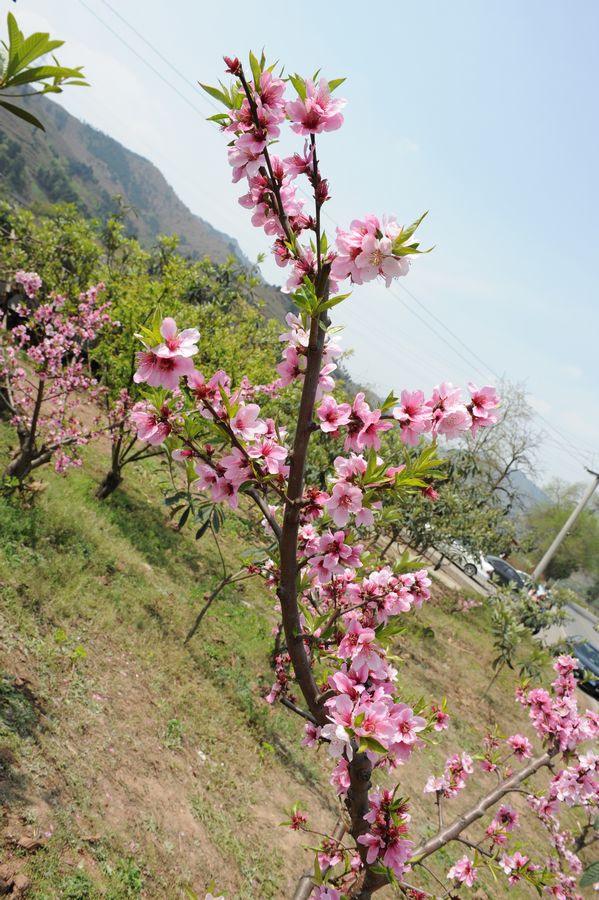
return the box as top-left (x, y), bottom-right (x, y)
top-left (237, 65), bottom-right (298, 252)
top-left (411, 747), bottom-right (559, 864)
top-left (277, 290), bottom-right (331, 723)
top-left (280, 696), bottom-right (317, 725)
top-left (26, 378), bottom-right (44, 452)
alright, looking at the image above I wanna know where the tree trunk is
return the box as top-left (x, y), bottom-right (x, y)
top-left (95, 466), bottom-right (123, 500)
top-left (4, 449), bottom-right (34, 482)
top-left (0, 387), bottom-right (11, 421)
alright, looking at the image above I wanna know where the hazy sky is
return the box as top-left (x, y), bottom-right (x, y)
top-left (11, 0), bottom-right (599, 485)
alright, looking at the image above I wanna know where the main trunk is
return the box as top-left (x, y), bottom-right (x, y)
top-left (95, 466), bottom-right (123, 500)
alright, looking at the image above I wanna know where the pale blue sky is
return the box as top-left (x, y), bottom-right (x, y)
top-left (14, 0), bottom-right (599, 484)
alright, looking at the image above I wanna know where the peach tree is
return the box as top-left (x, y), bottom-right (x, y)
top-left (129, 54), bottom-right (598, 899)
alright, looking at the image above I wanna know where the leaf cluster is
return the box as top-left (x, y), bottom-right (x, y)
top-left (1, 12), bottom-right (88, 130)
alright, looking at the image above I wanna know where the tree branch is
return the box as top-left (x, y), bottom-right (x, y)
top-left (411, 747), bottom-right (559, 864)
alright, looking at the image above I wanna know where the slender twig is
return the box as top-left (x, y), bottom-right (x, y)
top-left (246, 487), bottom-right (282, 541)
top-left (237, 66), bottom-right (299, 252)
top-left (26, 379), bottom-right (44, 451)
top-left (211, 523), bottom-right (228, 580)
top-left (456, 837), bottom-right (494, 860)
top-left (415, 861), bottom-right (454, 898)
top-left (436, 792), bottom-right (444, 829)
top-left (280, 697), bottom-right (318, 725)
top-left (184, 582), bottom-right (229, 642)
top-left (310, 133), bottom-right (322, 275)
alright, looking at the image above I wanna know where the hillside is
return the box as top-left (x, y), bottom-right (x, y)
top-left (0, 97), bottom-right (292, 322)
top-left (1, 423), bottom-right (594, 898)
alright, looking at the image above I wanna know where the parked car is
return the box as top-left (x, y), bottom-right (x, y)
top-left (516, 569), bottom-right (536, 591)
top-left (570, 640), bottom-right (599, 699)
top-left (485, 556), bottom-right (525, 589)
top-left (437, 541), bottom-right (491, 579)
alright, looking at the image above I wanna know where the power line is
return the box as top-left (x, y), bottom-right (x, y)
top-left (77, 0), bottom-right (208, 119)
top-left (75, 2), bottom-right (595, 471)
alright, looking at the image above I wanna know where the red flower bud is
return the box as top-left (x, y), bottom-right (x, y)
top-left (223, 56), bottom-right (241, 75)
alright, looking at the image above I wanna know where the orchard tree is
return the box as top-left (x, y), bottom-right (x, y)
top-left (0, 271), bottom-right (113, 483)
top-left (125, 54), bottom-right (598, 899)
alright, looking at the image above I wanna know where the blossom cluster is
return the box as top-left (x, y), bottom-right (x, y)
top-left (14, 269), bottom-right (42, 299)
top-left (1, 274), bottom-right (113, 473)
top-left (431, 657), bottom-right (598, 896)
top-left (517, 654), bottom-right (599, 751)
top-left (424, 751), bottom-right (474, 798)
top-left (208, 54), bottom-right (432, 297)
top-left (131, 318), bottom-right (290, 509)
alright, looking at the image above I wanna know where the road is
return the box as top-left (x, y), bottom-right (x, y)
top-left (540, 601), bottom-right (599, 648)
top-left (392, 541), bottom-right (599, 711)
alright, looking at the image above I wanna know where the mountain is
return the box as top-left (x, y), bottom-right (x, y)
top-left (507, 469), bottom-right (550, 512)
top-left (0, 96), bottom-right (292, 321)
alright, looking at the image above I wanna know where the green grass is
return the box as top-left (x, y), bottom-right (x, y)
top-left (0, 435), bottom-right (334, 897)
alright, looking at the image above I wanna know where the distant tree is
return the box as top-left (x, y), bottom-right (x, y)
top-left (525, 479), bottom-right (599, 582)
top-left (453, 381), bottom-right (543, 511)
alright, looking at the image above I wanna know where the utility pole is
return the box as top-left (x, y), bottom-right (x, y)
top-left (532, 467), bottom-right (599, 582)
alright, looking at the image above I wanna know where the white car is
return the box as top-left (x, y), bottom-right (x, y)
top-left (437, 541), bottom-right (492, 579)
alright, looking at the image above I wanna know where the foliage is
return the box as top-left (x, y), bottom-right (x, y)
top-left (0, 12), bottom-right (87, 130)
top-left (0, 201), bottom-right (288, 496)
top-left (524, 479), bottom-right (599, 582)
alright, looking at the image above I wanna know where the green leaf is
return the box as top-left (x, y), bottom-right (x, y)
top-left (164, 492), bottom-right (187, 506)
top-left (288, 73), bottom-right (306, 100)
top-left (7, 13), bottom-right (23, 54)
top-left (380, 390), bottom-right (399, 412)
top-left (317, 291), bottom-right (351, 312)
top-left (5, 64), bottom-right (84, 88)
top-left (581, 861), bottom-right (599, 887)
top-left (248, 50), bottom-right (262, 86)
top-left (357, 736), bottom-right (387, 755)
top-left (0, 100), bottom-right (45, 130)
top-left (178, 507), bottom-right (190, 529)
top-left (7, 34), bottom-right (64, 78)
top-left (198, 82), bottom-right (230, 107)
top-left (398, 211), bottom-right (428, 245)
top-left (375, 621), bottom-right (406, 643)
top-left (313, 855), bottom-right (323, 886)
top-left (328, 77), bottom-right (346, 92)
top-left (394, 242), bottom-right (434, 257)
top-left (195, 520), bottom-right (211, 541)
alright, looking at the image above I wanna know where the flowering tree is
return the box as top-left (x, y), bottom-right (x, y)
top-left (0, 271), bottom-right (113, 483)
top-left (128, 54), bottom-right (598, 898)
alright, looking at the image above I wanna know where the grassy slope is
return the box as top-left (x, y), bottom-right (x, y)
top-left (0, 426), bottom-right (595, 899)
